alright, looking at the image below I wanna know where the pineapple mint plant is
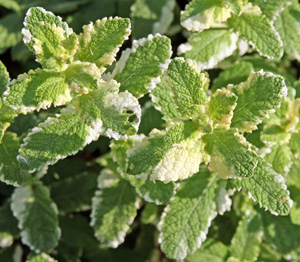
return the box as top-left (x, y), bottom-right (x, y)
top-left (0, 0), bottom-right (300, 261)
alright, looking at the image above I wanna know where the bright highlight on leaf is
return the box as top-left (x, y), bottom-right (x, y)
top-left (127, 121), bottom-right (204, 183)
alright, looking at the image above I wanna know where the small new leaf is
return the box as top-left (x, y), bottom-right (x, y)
top-left (207, 88), bottom-right (237, 129)
top-left (11, 182), bottom-right (61, 252)
top-left (229, 71), bottom-right (287, 133)
top-left (203, 128), bottom-right (258, 178)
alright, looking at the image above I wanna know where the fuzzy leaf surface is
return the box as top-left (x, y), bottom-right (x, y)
top-left (3, 69), bottom-right (71, 113)
top-left (228, 158), bottom-right (292, 215)
top-left (22, 7), bottom-right (75, 68)
top-left (127, 121), bottom-right (203, 183)
top-left (159, 168), bottom-right (226, 260)
top-left (227, 10), bottom-right (283, 59)
top-left (229, 211), bottom-right (263, 261)
top-left (203, 128), bottom-right (258, 178)
top-left (111, 139), bottom-right (175, 205)
top-left (275, 7), bottom-right (300, 60)
top-left (74, 17), bottom-right (131, 69)
top-left (18, 113), bottom-right (91, 172)
top-left (91, 177), bottom-right (139, 248)
top-left (11, 182), bottom-right (61, 252)
top-left (230, 71), bottom-right (286, 133)
top-left (0, 60), bottom-right (9, 96)
top-left (112, 34), bottom-right (172, 98)
top-left (151, 58), bottom-right (208, 120)
top-left (180, 0), bottom-right (232, 32)
top-left (250, 0), bottom-right (291, 21)
top-left (178, 29), bottom-right (238, 70)
top-left (0, 132), bottom-right (22, 186)
top-left (76, 80), bottom-right (141, 140)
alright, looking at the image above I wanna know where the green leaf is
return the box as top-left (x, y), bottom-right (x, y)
top-left (91, 175), bottom-right (139, 248)
top-left (257, 243), bottom-right (282, 262)
top-left (0, 13), bottom-right (22, 54)
top-left (180, 0), bottom-right (232, 32)
top-left (3, 69), bottom-right (71, 113)
top-left (0, 202), bottom-right (19, 248)
top-left (0, 103), bottom-right (17, 142)
top-left (290, 195), bottom-right (300, 225)
top-left (75, 79), bottom-right (141, 140)
top-left (18, 113), bottom-right (92, 172)
top-left (227, 7), bottom-right (283, 59)
top-left (249, 0), bottom-right (291, 21)
top-left (264, 145), bottom-right (293, 176)
top-left (229, 211), bottom-right (263, 262)
top-left (178, 29), bottom-right (238, 70)
top-left (50, 173), bottom-right (98, 213)
top-left (111, 138), bottom-right (176, 205)
top-left (207, 88), bottom-right (237, 129)
top-left (22, 7), bottom-right (76, 68)
top-left (127, 121), bottom-right (204, 183)
top-left (26, 252), bottom-right (57, 262)
top-left (0, 132), bottom-right (22, 186)
top-left (262, 212), bottom-right (300, 255)
top-left (186, 238), bottom-right (228, 262)
top-left (0, 60), bottom-right (10, 97)
top-left (158, 168), bottom-right (230, 260)
top-left (211, 61), bottom-right (253, 92)
top-left (151, 58), bottom-right (208, 120)
top-left (131, 0), bottom-right (175, 39)
top-left (290, 132), bottom-right (300, 155)
top-left (110, 34), bottom-right (172, 98)
top-left (0, 0), bottom-right (20, 12)
top-left (228, 158), bottom-right (293, 216)
top-left (138, 101), bottom-right (165, 135)
top-left (229, 71), bottom-right (287, 133)
top-left (274, 7), bottom-right (300, 60)
top-left (11, 182), bottom-right (61, 252)
top-left (74, 17), bottom-right (130, 69)
top-left (260, 126), bottom-right (291, 145)
top-left (63, 62), bottom-right (103, 93)
top-left (203, 128), bottom-right (258, 178)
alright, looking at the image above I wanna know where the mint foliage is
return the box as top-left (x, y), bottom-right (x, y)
top-left (0, 1), bottom-right (300, 261)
